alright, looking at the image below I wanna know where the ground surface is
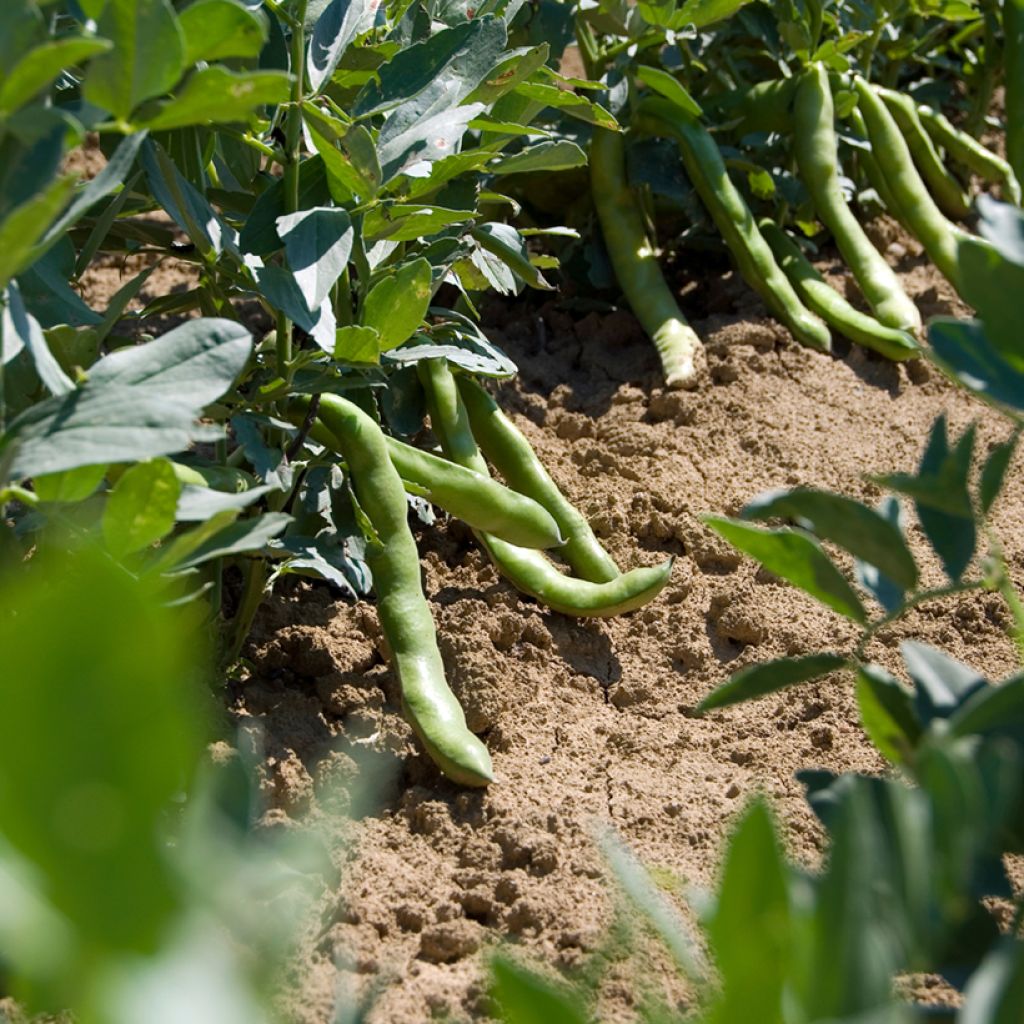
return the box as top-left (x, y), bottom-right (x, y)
top-left (211, 231), bottom-right (1024, 1021)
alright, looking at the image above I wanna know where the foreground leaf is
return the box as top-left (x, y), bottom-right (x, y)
top-left (103, 458), bottom-right (181, 559)
top-left (698, 654), bottom-right (848, 713)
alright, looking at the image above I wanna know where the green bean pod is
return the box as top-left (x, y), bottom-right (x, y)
top-left (847, 107), bottom-right (912, 230)
top-left (287, 399), bottom-right (565, 550)
top-left (635, 97), bottom-right (832, 353)
top-left (456, 375), bottom-right (620, 584)
top-left (917, 103), bottom-right (1021, 206)
top-left (419, 360), bottom-right (673, 618)
top-left (794, 65), bottom-right (921, 334)
top-left (875, 86), bottom-right (972, 221)
top-left (853, 76), bottom-right (964, 290)
top-left (1006, 0), bottom-right (1024, 187)
top-left (304, 392), bottom-right (493, 787)
top-left (759, 221), bottom-right (920, 362)
top-left (589, 127), bottom-right (706, 389)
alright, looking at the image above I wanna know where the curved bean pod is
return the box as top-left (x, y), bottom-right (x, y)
top-left (305, 392), bottom-right (493, 787)
top-left (287, 398), bottom-right (565, 550)
top-left (759, 221), bottom-right (920, 362)
top-left (456, 375), bottom-right (620, 584)
top-left (420, 360), bottom-right (673, 618)
top-left (589, 127), bottom-right (706, 389)
top-left (794, 65), bottom-right (922, 333)
top-left (846, 107), bottom-right (913, 230)
top-left (875, 86), bottom-right (972, 221)
top-left (917, 103), bottom-right (1021, 206)
top-left (853, 77), bottom-right (965, 290)
top-left (635, 97), bottom-right (832, 353)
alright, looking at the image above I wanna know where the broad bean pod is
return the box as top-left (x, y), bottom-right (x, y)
top-left (853, 77), bottom-right (965, 290)
top-left (298, 392), bottom-right (494, 787)
top-left (420, 360), bottom-right (673, 618)
top-left (634, 97), bottom-right (832, 353)
top-left (456, 375), bottom-right (620, 584)
top-left (589, 127), bottom-right (706, 389)
top-left (917, 103), bottom-right (1021, 206)
top-left (875, 86), bottom-right (972, 221)
top-left (288, 397), bottom-right (565, 550)
top-left (759, 221), bottom-right (920, 362)
top-left (794, 65), bottom-right (921, 333)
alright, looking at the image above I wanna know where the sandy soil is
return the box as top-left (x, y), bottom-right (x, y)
top-left (205, 231), bottom-right (1024, 1021)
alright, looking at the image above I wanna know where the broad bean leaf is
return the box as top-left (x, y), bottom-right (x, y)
top-left (252, 264), bottom-right (337, 352)
top-left (83, 0), bottom-right (186, 121)
top-left (0, 176), bottom-right (76, 290)
top-left (957, 236), bottom-right (1024, 371)
top-left (103, 458), bottom-right (181, 559)
top-left (705, 800), bottom-right (789, 1022)
top-left (950, 672), bottom-right (1024, 741)
top-left (855, 663), bottom-right (921, 765)
top-left (302, 105), bottom-right (381, 200)
top-left (3, 280), bottom-right (73, 396)
top-left (741, 487), bottom-right (918, 591)
top-left (980, 433), bottom-right (1019, 516)
top-left (960, 939), bottom-right (1024, 1024)
top-left (703, 516), bottom-right (867, 622)
top-left (334, 325), bottom-right (382, 364)
top-left (471, 223), bottom-right (552, 291)
top-left (354, 18), bottom-right (507, 118)
top-left (929, 318), bottom-right (1024, 413)
top-left (854, 496), bottom-right (908, 613)
top-left (378, 103), bottom-right (486, 181)
top-left (172, 512), bottom-right (293, 569)
top-left (902, 641), bottom-right (988, 725)
top-left (276, 206), bottom-right (353, 314)
top-left (308, 0), bottom-right (377, 94)
top-left (490, 955), bottom-right (587, 1024)
top-left (510, 82), bottom-right (619, 130)
top-left (140, 68), bottom-right (291, 132)
top-left (0, 543), bottom-right (205, 956)
top-left (176, 484), bottom-right (276, 521)
top-left (0, 37), bottom-right (112, 116)
top-left (240, 156), bottom-right (332, 256)
top-left (33, 464), bottom-right (108, 503)
top-left (362, 258), bottom-right (432, 350)
top-left (636, 65), bottom-right (702, 119)
top-left (178, 0), bottom-right (269, 64)
top-left (466, 44), bottom-right (550, 106)
top-left (488, 141), bottom-right (587, 175)
top-left (698, 653), bottom-right (848, 713)
top-left (362, 202), bottom-right (474, 241)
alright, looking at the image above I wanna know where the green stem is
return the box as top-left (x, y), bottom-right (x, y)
top-left (966, 0), bottom-right (1000, 137)
top-left (855, 580), bottom-right (986, 660)
top-left (336, 268), bottom-right (353, 326)
top-left (0, 291), bottom-right (6, 438)
top-left (226, 560), bottom-right (270, 667)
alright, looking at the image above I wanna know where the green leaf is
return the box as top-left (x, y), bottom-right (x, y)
top-left (698, 654), bottom-right (848, 713)
top-left (139, 68), bottom-right (291, 132)
top-left (706, 800), bottom-right (789, 1023)
top-left (470, 223), bottom-right (552, 291)
top-left (103, 458), bottom-right (181, 559)
top-left (177, 0), bottom-right (268, 65)
top-left (0, 542), bottom-right (205, 954)
top-left (741, 487), bottom-right (918, 590)
top-left (678, 0), bottom-right (754, 28)
top-left (171, 512), bottom-right (292, 569)
top-left (511, 82), bottom-right (620, 130)
top-left (302, 105), bottom-right (381, 200)
top-left (276, 206), bottom-right (352, 315)
top-left (703, 516), bottom-right (867, 622)
top-left (490, 954), bottom-right (588, 1024)
top-left (33, 464), bottom-right (108, 503)
top-left (465, 43), bottom-right (550, 106)
top-left (854, 496), bottom-right (908, 613)
top-left (355, 18), bottom-right (506, 118)
top-left (0, 176), bottom-right (76, 290)
top-left (83, 0), bottom-right (186, 121)
top-left (980, 433), bottom-right (1019, 515)
top-left (0, 37), bottom-right (112, 115)
top-left (855, 664), bottom-right (921, 765)
top-left (637, 65), bottom-right (702, 119)
top-left (960, 939), bottom-right (1024, 1024)
top-left (950, 671), bottom-right (1024, 740)
top-left (308, 0), bottom-right (377, 94)
top-left (363, 258), bottom-right (432, 350)
top-left (334, 325), bottom-right (382, 364)
top-left (378, 103), bottom-right (486, 182)
top-left (902, 641), bottom-right (988, 724)
top-left (929, 317), bottom-right (1024, 413)
top-left (239, 155), bottom-right (332, 256)
top-left (4, 280), bottom-right (74, 396)
top-left (489, 141), bottom-right (587, 175)
top-left (362, 203), bottom-right (474, 242)
top-left (252, 264), bottom-right (336, 352)
top-left (958, 234), bottom-right (1024, 370)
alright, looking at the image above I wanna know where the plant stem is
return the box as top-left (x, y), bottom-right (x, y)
top-left (966, 0), bottom-right (1000, 137)
top-left (856, 580), bottom-right (986, 660)
top-left (225, 560), bottom-right (270, 667)
top-left (276, 1), bottom-right (309, 381)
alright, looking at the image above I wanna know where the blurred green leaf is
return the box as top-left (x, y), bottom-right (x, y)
top-left (741, 487), bottom-right (917, 590)
top-left (854, 497), bottom-right (908, 613)
top-left (960, 938), bottom-right (1024, 1023)
top-left (490, 954), bottom-right (588, 1024)
top-left (856, 664), bottom-right (921, 765)
top-left (902, 641), bottom-right (987, 724)
top-left (698, 654), bottom-right (848, 713)
top-left (949, 672), bottom-right (1024, 740)
top-left (929, 318), bottom-right (1024, 413)
top-left (33, 464), bottom-right (108, 504)
top-left (103, 458), bottom-right (181, 559)
top-left (703, 516), bottom-right (867, 622)
top-left (980, 433), bottom-right (1019, 516)
top-left (0, 37), bottom-right (112, 115)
